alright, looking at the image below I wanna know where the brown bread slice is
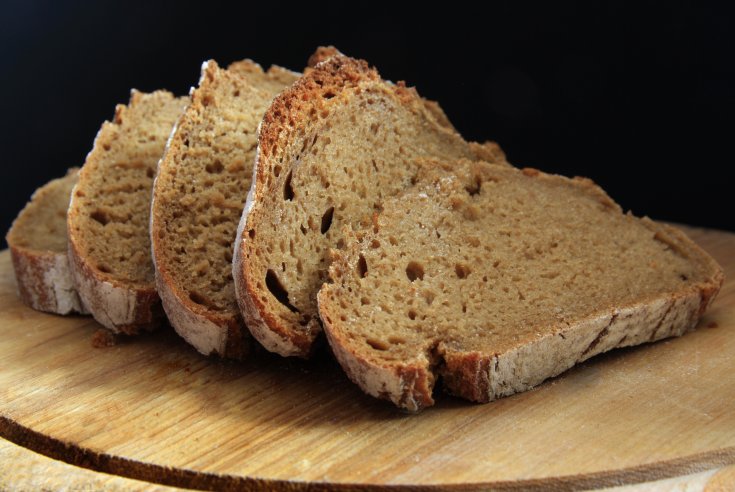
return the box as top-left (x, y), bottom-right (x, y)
top-left (68, 90), bottom-right (188, 334)
top-left (6, 169), bottom-right (87, 314)
top-left (151, 60), bottom-right (299, 359)
top-left (318, 159), bottom-right (724, 411)
top-left (233, 54), bottom-right (507, 358)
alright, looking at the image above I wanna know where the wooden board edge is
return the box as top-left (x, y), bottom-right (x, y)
top-left (2, 414), bottom-right (734, 491)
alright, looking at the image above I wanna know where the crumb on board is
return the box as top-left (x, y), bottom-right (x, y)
top-left (91, 328), bottom-right (118, 348)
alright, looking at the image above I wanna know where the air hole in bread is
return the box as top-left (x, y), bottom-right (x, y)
top-left (205, 160), bottom-right (224, 174)
top-left (367, 338), bottom-right (389, 351)
top-left (388, 336), bottom-right (406, 345)
top-left (284, 171), bottom-right (294, 200)
top-left (265, 269), bottom-right (299, 313)
top-left (97, 263), bottom-right (112, 274)
top-left (146, 167), bottom-right (155, 178)
top-left (360, 297), bottom-right (370, 305)
top-left (273, 165), bottom-right (282, 177)
top-left (408, 310), bottom-right (417, 320)
top-left (357, 254), bottom-right (368, 278)
top-left (321, 207), bottom-right (335, 234)
top-left (248, 229), bottom-right (255, 239)
top-left (90, 210), bottom-right (109, 226)
top-left (455, 263), bottom-right (471, 279)
top-left (189, 290), bottom-right (208, 306)
top-left (465, 175), bottom-right (482, 196)
top-left (406, 261), bottom-right (424, 282)
top-left (422, 290), bottom-right (435, 305)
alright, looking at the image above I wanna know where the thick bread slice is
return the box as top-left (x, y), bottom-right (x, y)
top-left (68, 90), bottom-right (188, 334)
top-left (318, 159), bottom-right (724, 411)
top-left (6, 169), bottom-right (87, 314)
top-left (234, 54), bottom-right (507, 358)
top-left (151, 60), bottom-right (298, 359)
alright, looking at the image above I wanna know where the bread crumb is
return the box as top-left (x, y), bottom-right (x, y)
top-left (91, 328), bottom-right (118, 348)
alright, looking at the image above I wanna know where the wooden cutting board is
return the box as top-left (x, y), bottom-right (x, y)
top-left (1, 225), bottom-right (734, 491)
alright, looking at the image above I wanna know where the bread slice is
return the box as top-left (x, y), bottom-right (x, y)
top-left (6, 169), bottom-right (87, 314)
top-left (233, 54), bottom-right (507, 358)
top-left (151, 60), bottom-right (299, 359)
top-left (318, 159), bottom-right (724, 411)
top-left (68, 90), bottom-right (188, 334)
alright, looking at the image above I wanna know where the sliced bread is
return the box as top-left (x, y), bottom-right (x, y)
top-left (317, 159), bottom-right (724, 411)
top-left (6, 169), bottom-right (87, 314)
top-left (233, 54), bottom-right (507, 358)
top-left (68, 90), bottom-right (188, 334)
top-left (151, 60), bottom-right (298, 359)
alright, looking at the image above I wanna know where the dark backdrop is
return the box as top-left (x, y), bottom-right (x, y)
top-left (2, 2), bottom-right (733, 249)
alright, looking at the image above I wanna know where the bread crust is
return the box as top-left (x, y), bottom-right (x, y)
top-left (234, 54), bottom-right (500, 358)
top-left (317, 164), bottom-right (724, 411)
top-left (9, 247), bottom-right (86, 315)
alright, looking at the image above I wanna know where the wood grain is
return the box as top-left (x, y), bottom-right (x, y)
top-left (0, 225), bottom-right (733, 491)
top-left (0, 437), bottom-right (186, 491)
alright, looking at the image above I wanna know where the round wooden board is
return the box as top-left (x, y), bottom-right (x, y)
top-left (1, 225), bottom-right (734, 491)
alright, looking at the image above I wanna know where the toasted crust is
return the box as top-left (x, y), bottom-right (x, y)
top-left (317, 162), bottom-right (724, 411)
top-left (306, 45), bottom-right (342, 69)
top-left (6, 170), bottom-right (87, 315)
top-left (234, 54), bottom-right (507, 358)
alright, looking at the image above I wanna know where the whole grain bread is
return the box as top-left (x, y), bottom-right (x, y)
top-left (68, 90), bottom-right (188, 334)
top-left (6, 169), bottom-right (87, 314)
top-left (317, 159), bottom-right (724, 411)
top-left (151, 60), bottom-right (298, 359)
top-left (233, 54), bottom-right (507, 358)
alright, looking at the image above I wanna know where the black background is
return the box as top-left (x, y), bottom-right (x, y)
top-left (2, 2), bottom-right (733, 249)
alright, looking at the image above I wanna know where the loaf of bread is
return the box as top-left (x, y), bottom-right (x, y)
top-left (151, 60), bottom-right (298, 359)
top-left (68, 90), bottom-right (188, 334)
top-left (6, 169), bottom-right (87, 315)
top-left (233, 54), bottom-right (506, 358)
top-left (318, 159), bottom-right (724, 411)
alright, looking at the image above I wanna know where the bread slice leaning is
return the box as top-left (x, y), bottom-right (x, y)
top-left (151, 60), bottom-right (299, 359)
top-left (6, 169), bottom-right (87, 315)
top-left (318, 159), bottom-right (724, 411)
top-left (68, 90), bottom-right (188, 334)
top-left (234, 54), bottom-right (507, 358)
